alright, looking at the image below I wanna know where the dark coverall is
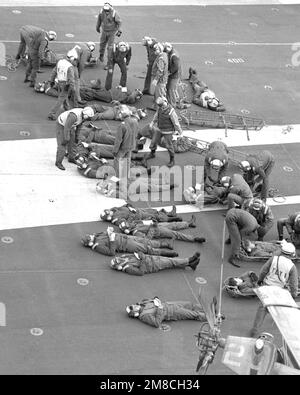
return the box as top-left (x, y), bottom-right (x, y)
top-left (204, 141), bottom-right (229, 186)
top-left (151, 51), bottom-right (169, 103)
top-left (242, 200), bottom-right (274, 241)
top-left (17, 25), bottom-right (48, 85)
top-left (89, 232), bottom-right (175, 256)
top-left (137, 299), bottom-right (207, 328)
top-left (131, 222), bottom-right (199, 243)
top-left (77, 158), bottom-right (115, 179)
top-left (48, 59), bottom-right (76, 119)
top-left (96, 8), bottom-right (122, 62)
top-left (112, 253), bottom-right (190, 275)
top-left (110, 205), bottom-right (180, 226)
top-left (166, 48), bottom-right (182, 108)
top-left (243, 150), bottom-right (275, 200)
top-left (73, 43), bottom-right (93, 102)
top-left (113, 116), bottom-right (138, 179)
top-left (277, 212), bottom-right (300, 247)
top-left (55, 109), bottom-right (83, 166)
top-left (227, 173), bottom-right (253, 209)
top-left (143, 39), bottom-right (158, 94)
top-left (149, 104), bottom-right (181, 164)
top-left (226, 208), bottom-right (258, 260)
top-left (105, 44), bottom-right (132, 90)
top-left (247, 241), bottom-right (281, 257)
top-left (250, 255), bottom-right (298, 337)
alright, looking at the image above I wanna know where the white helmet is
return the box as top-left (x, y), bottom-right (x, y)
top-left (156, 96), bottom-right (168, 107)
top-left (240, 160), bottom-right (251, 171)
top-left (220, 176), bottom-right (231, 188)
top-left (48, 31), bottom-right (57, 41)
top-left (117, 42), bottom-right (129, 52)
top-left (67, 48), bottom-right (78, 61)
top-left (142, 36), bottom-right (153, 46)
top-left (153, 43), bottom-right (164, 54)
top-left (82, 107), bottom-right (95, 119)
top-left (281, 241), bottom-right (296, 257)
top-left (103, 2), bottom-right (112, 11)
top-left (86, 41), bottom-right (96, 52)
top-left (163, 42), bottom-right (173, 52)
top-left (210, 159), bottom-right (223, 169)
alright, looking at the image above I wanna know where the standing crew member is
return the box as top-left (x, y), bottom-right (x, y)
top-left (239, 150), bottom-right (275, 200)
top-left (126, 297), bottom-right (207, 328)
top-left (55, 107), bottom-right (94, 170)
top-left (71, 42), bottom-right (96, 104)
top-left (146, 97), bottom-right (182, 167)
top-left (151, 43), bottom-right (169, 105)
top-left (113, 113), bottom-right (139, 176)
top-left (16, 25), bottom-right (57, 87)
top-left (141, 36), bottom-right (158, 95)
top-left (225, 208), bottom-right (258, 267)
top-left (249, 241), bottom-right (298, 337)
top-left (242, 198), bottom-right (274, 241)
top-left (163, 42), bottom-right (181, 108)
top-left (105, 41), bottom-right (131, 90)
top-left (96, 2), bottom-right (122, 69)
top-left (47, 52), bottom-right (77, 120)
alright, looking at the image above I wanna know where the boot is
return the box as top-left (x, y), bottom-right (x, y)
top-left (168, 205), bottom-right (177, 217)
top-left (195, 237), bottom-right (206, 243)
top-left (228, 256), bottom-right (241, 268)
top-left (55, 162), bottom-right (65, 171)
top-left (188, 215), bottom-right (197, 228)
top-left (24, 76), bottom-right (30, 83)
top-left (188, 252), bottom-right (201, 263)
top-left (147, 150), bottom-right (156, 160)
top-left (167, 153), bottom-right (175, 167)
top-left (160, 249), bottom-right (178, 257)
top-left (167, 216), bottom-right (182, 222)
top-left (189, 258), bottom-right (200, 271)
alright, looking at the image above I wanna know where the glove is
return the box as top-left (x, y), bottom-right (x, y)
top-left (81, 142), bottom-right (89, 148)
top-left (116, 30), bottom-right (122, 37)
top-left (108, 69), bottom-right (113, 74)
top-left (15, 54), bottom-right (20, 60)
top-left (257, 281), bottom-right (263, 286)
top-left (153, 297), bottom-right (162, 307)
top-left (96, 28), bottom-right (100, 33)
top-left (50, 81), bottom-right (55, 88)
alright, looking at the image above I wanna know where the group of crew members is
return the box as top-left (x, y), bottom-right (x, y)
top-left (14, 3), bottom-right (299, 334)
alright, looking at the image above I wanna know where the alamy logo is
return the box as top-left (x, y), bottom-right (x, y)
top-left (0, 303), bottom-right (6, 326)
top-left (291, 42), bottom-right (300, 67)
top-left (0, 42), bottom-right (6, 67)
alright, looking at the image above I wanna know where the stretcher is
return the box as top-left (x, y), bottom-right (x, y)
top-left (223, 276), bottom-right (300, 299)
top-left (237, 249), bottom-right (300, 264)
top-left (178, 108), bottom-right (265, 141)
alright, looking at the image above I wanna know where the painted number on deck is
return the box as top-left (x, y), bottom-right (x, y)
top-left (223, 343), bottom-right (245, 367)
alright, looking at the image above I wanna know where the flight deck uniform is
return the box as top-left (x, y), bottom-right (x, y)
top-left (137, 299), bottom-right (207, 328)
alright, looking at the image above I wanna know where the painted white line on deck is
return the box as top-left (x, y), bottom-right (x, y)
top-left (155, 195), bottom-right (300, 215)
top-left (0, 127), bottom-right (299, 230)
top-left (1, 40), bottom-right (297, 46)
top-left (0, 0), bottom-right (297, 6)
